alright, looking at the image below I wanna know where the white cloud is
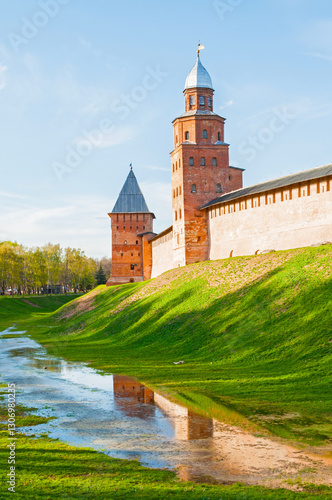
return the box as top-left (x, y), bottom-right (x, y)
top-left (0, 63), bottom-right (8, 91)
top-left (139, 180), bottom-right (172, 233)
top-left (0, 190), bottom-right (30, 200)
top-left (76, 125), bottom-right (136, 149)
top-left (0, 43), bottom-right (10, 61)
top-left (306, 51), bottom-right (332, 62)
top-left (302, 102), bottom-right (332, 122)
top-left (219, 99), bottom-right (234, 110)
top-left (0, 195), bottom-right (114, 258)
top-left (145, 164), bottom-right (169, 172)
top-left (300, 19), bottom-right (332, 53)
top-left (78, 36), bottom-right (92, 49)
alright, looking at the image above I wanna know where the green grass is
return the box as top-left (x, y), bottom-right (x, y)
top-left (1, 245), bottom-right (332, 498)
top-left (0, 294), bottom-right (82, 328)
top-left (20, 245), bottom-right (332, 447)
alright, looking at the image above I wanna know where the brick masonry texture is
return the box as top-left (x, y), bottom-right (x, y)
top-left (207, 177), bottom-right (332, 260)
top-left (107, 212), bottom-right (154, 286)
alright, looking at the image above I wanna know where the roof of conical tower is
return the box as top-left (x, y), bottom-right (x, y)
top-left (112, 168), bottom-right (153, 215)
top-left (184, 54), bottom-right (213, 90)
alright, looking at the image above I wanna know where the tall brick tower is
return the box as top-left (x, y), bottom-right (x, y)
top-left (106, 167), bottom-right (155, 286)
top-left (171, 48), bottom-right (243, 267)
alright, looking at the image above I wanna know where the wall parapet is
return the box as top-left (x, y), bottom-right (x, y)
top-left (206, 172), bottom-right (332, 261)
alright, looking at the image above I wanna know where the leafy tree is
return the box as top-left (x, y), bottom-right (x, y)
top-left (0, 241), bottom-right (100, 296)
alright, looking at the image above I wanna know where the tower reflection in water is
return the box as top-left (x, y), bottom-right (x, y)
top-left (113, 375), bottom-right (214, 482)
top-left (113, 375), bottom-right (213, 440)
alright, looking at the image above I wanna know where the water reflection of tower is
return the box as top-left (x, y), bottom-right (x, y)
top-left (112, 376), bottom-right (213, 442)
top-left (113, 375), bottom-right (154, 419)
top-left (153, 393), bottom-right (213, 441)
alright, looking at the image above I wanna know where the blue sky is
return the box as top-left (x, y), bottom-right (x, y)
top-left (0, 0), bottom-right (332, 258)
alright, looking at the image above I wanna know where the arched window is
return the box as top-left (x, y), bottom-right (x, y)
top-left (189, 96), bottom-right (195, 107)
top-left (189, 157), bottom-right (194, 166)
top-left (218, 132), bottom-right (221, 141)
top-left (191, 184), bottom-right (197, 193)
top-left (200, 157), bottom-right (205, 166)
top-left (124, 240), bottom-right (127, 245)
top-left (208, 97), bottom-right (212, 107)
top-left (185, 131), bottom-right (189, 140)
top-left (216, 183), bottom-right (222, 193)
top-left (202, 129), bottom-right (207, 139)
top-left (212, 157), bottom-right (217, 166)
top-left (199, 96), bottom-right (205, 105)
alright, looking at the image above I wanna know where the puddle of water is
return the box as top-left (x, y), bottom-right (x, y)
top-left (0, 327), bottom-right (331, 489)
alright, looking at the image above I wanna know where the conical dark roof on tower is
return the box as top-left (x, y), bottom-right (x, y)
top-left (112, 168), bottom-right (153, 214)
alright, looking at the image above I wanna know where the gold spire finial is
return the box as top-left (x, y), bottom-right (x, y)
top-left (197, 43), bottom-right (205, 57)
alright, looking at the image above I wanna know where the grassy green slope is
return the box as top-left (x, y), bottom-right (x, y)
top-left (19, 246), bottom-right (332, 445)
top-left (0, 294), bottom-right (81, 328)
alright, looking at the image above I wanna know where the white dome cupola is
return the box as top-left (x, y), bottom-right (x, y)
top-left (184, 51), bottom-right (213, 90)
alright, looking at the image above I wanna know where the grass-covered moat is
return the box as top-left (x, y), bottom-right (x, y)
top-left (1, 245), bottom-right (332, 498)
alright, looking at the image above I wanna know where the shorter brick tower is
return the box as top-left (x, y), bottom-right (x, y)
top-left (106, 167), bottom-right (155, 286)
